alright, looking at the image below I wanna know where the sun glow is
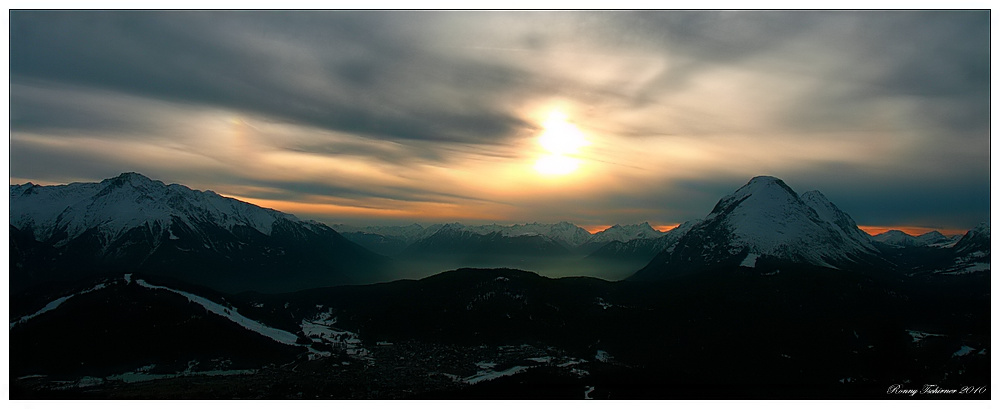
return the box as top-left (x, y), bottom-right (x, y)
top-left (534, 155), bottom-right (579, 175)
top-left (534, 111), bottom-right (589, 176)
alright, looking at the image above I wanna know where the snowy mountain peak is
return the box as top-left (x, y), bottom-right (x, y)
top-left (970, 222), bottom-right (990, 238)
top-left (440, 222), bottom-right (467, 230)
top-left (800, 190), bottom-right (875, 251)
top-left (105, 171), bottom-right (157, 185)
top-left (917, 231), bottom-right (947, 242)
top-left (590, 222), bottom-right (666, 243)
top-left (10, 172), bottom-right (296, 245)
top-left (630, 176), bottom-right (881, 280)
top-left (708, 176), bottom-right (801, 219)
top-left (740, 176), bottom-right (797, 196)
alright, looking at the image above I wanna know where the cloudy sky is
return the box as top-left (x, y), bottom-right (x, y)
top-left (9, 10), bottom-right (990, 234)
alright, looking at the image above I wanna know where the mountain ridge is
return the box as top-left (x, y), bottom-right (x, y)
top-left (10, 172), bottom-right (390, 293)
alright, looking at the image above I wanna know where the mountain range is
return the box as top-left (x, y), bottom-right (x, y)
top-left (333, 221), bottom-right (666, 256)
top-left (872, 230), bottom-right (959, 248)
top-left (8, 172), bottom-right (989, 398)
top-left (10, 173), bottom-right (988, 291)
top-left (9, 172), bottom-right (390, 293)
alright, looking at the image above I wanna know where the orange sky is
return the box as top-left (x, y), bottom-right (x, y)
top-left (858, 225), bottom-right (968, 237)
top-left (581, 224), bottom-right (968, 237)
top-left (581, 224), bottom-right (681, 234)
top-left (227, 196), bottom-right (972, 237)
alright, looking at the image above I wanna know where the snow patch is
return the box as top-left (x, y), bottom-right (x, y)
top-left (940, 262), bottom-right (990, 275)
top-left (740, 253), bottom-right (760, 268)
top-left (300, 309), bottom-right (369, 360)
top-left (906, 330), bottom-right (944, 343)
top-left (106, 369), bottom-right (255, 384)
top-left (463, 365), bottom-right (530, 384)
top-left (135, 279), bottom-right (298, 345)
top-left (953, 345), bottom-right (976, 357)
top-left (10, 282), bottom-right (109, 329)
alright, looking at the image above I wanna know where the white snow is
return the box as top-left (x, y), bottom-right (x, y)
top-left (953, 345), bottom-right (977, 357)
top-left (300, 309), bottom-right (369, 360)
top-left (675, 176), bottom-right (878, 270)
top-left (594, 297), bottom-right (613, 310)
top-left (135, 279), bottom-right (299, 345)
top-left (124, 273), bottom-right (132, 284)
top-left (9, 173), bottom-right (297, 249)
top-left (463, 365), bottom-right (530, 384)
top-left (906, 330), bottom-right (944, 343)
top-left (740, 253), bottom-right (760, 268)
top-left (556, 358), bottom-right (587, 367)
top-left (587, 222), bottom-right (667, 244)
top-left (106, 369), bottom-right (255, 384)
top-left (11, 295), bottom-right (73, 330)
top-left (595, 350), bottom-right (612, 363)
top-left (10, 282), bottom-right (109, 329)
top-left (940, 262), bottom-right (991, 275)
top-left (475, 361), bottom-right (497, 369)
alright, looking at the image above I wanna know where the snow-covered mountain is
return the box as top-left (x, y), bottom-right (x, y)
top-left (587, 222), bottom-right (667, 245)
top-left (340, 221), bottom-right (680, 256)
top-left (462, 222), bottom-right (594, 249)
top-left (342, 221), bottom-right (593, 249)
top-left (402, 223), bottom-right (572, 258)
top-left (11, 172), bottom-right (295, 245)
top-left (937, 222), bottom-right (991, 275)
top-left (872, 230), bottom-right (957, 248)
top-left (10, 172), bottom-right (389, 292)
top-left (335, 223), bottom-right (443, 245)
top-left (586, 220), bottom-right (698, 261)
top-left (629, 176), bottom-right (881, 280)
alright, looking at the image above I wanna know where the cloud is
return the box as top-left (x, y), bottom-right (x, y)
top-left (9, 11), bottom-right (990, 229)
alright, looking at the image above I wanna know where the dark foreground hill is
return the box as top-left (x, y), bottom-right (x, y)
top-left (10, 266), bottom-right (989, 399)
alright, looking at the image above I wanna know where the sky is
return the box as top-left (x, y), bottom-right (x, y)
top-left (8, 10), bottom-right (991, 234)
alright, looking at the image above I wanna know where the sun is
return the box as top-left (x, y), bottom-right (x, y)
top-left (534, 111), bottom-right (589, 176)
top-left (534, 155), bottom-right (579, 175)
top-left (538, 112), bottom-right (588, 155)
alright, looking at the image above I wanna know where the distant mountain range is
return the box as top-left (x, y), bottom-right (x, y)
top-left (872, 230), bottom-right (960, 248)
top-left (333, 221), bottom-right (666, 256)
top-left (9, 172), bottom-right (988, 291)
